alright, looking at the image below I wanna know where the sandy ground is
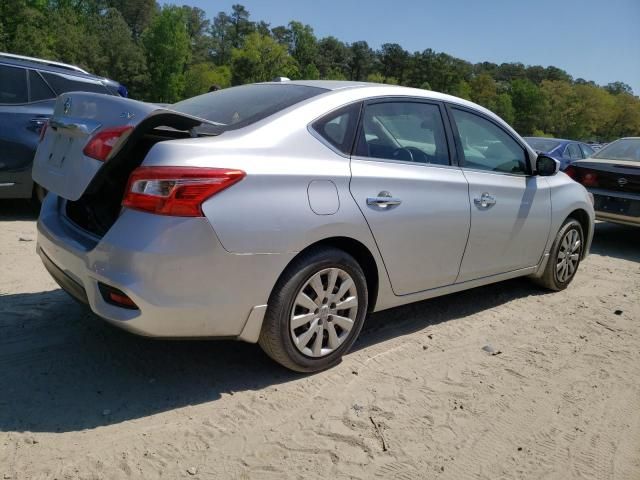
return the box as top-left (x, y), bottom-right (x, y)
top-left (0, 199), bottom-right (639, 480)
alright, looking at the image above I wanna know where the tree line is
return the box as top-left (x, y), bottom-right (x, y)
top-left (2, 1), bottom-right (639, 141)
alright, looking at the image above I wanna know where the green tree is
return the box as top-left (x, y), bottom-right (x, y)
top-left (316, 36), bottom-right (349, 79)
top-left (230, 32), bottom-right (297, 84)
top-left (348, 41), bottom-right (373, 81)
top-left (141, 6), bottom-right (191, 102)
top-left (183, 63), bottom-right (231, 97)
top-left (510, 79), bottom-right (547, 135)
top-left (288, 21), bottom-right (317, 78)
top-left (379, 43), bottom-right (409, 84)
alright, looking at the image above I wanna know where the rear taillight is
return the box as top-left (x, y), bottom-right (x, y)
top-left (122, 166), bottom-right (245, 217)
top-left (564, 166), bottom-right (577, 179)
top-left (582, 172), bottom-right (599, 187)
top-left (38, 121), bottom-right (48, 142)
top-left (564, 166), bottom-right (598, 187)
top-left (83, 126), bottom-right (133, 161)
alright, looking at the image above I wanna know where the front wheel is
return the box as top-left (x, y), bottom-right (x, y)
top-left (534, 218), bottom-right (584, 291)
top-left (259, 247), bottom-right (368, 372)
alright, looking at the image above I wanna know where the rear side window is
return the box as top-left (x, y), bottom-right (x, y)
top-left (312, 103), bottom-right (360, 155)
top-left (29, 70), bottom-right (55, 102)
top-left (580, 143), bottom-right (594, 158)
top-left (566, 143), bottom-right (582, 160)
top-left (0, 65), bottom-right (28, 104)
top-left (41, 72), bottom-right (110, 95)
top-left (171, 84), bottom-right (327, 132)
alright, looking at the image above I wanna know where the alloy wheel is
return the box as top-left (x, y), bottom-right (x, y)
top-left (556, 228), bottom-right (582, 283)
top-left (289, 268), bottom-right (358, 358)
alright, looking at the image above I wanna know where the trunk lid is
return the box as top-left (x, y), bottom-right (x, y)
top-left (570, 160), bottom-right (640, 195)
top-left (32, 93), bottom-right (213, 201)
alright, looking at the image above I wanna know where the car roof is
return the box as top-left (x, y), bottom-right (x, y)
top-left (0, 52), bottom-right (109, 82)
top-left (524, 137), bottom-right (576, 144)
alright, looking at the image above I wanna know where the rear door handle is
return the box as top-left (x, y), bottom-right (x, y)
top-left (28, 117), bottom-right (49, 133)
top-left (367, 191), bottom-right (402, 208)
top-left (474, 192), bottom-right (496, 208)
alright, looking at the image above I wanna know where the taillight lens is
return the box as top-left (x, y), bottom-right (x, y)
top-left (83, 126), bottom-right (133, 161)
top-left (122, 167), bottom-right (245, 217)
top-left (38, 121), bottom-right (48, 142)
top-left (564, 166), bottom-right (577, 179)
top-left (582, 172), bottom-right (598, 187)
top-left (565, 166), bottom-right (598, 187)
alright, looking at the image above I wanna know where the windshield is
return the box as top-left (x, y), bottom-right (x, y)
top-left (592, 138), bottom-right (640, 162)
top-left (171, 84), bottom-right (327, 132)
top-left (524, 137), bottom-right (561, 153)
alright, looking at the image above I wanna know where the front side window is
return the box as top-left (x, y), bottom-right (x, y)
top-left (451, 108), bottom-right (528, 175)
top-left (355, 101), bottom-right (450, 165)
top-left (312, 102), bottom-right (360, 155)
top-left (0, 65), bottom-right (28, 104)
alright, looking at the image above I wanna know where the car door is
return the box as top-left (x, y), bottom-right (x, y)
top-left (349, 98), bottom-right (470, 295)
top-left (447, 105), bottom-right (551, 282)
top-left (0, 66), bottom-right (54, 171)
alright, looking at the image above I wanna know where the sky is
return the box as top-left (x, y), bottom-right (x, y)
top-left (166, 0), bottom-right (640, 95)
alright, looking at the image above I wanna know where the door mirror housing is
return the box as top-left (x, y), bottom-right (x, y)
top-left (536, 154), bottom-right (560, 176)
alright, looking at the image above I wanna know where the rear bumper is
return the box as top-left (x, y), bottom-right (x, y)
top-left (589, 188), bottom-right (640, 226)
top-left (36, 194), bottom-right (292, 340)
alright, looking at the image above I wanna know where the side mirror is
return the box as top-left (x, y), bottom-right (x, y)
top-left (536, 154), bottom-right (560, 176)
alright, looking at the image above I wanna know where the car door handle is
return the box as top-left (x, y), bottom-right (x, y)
top-left (367, 191), bottom-right (402, 208)
top-left (28, 117), bottom-right (48, 133)
top-left (474, 192), bottom-right (496, 208)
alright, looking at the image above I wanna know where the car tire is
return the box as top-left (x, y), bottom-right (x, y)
top-left (33, 183), bottom-right (47, 205)
top-left (259, 247), bottom-right (368, 373)
top-left (534, 218), bottom-right (584, 291)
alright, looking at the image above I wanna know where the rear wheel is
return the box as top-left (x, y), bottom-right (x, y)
top-left (259, 247), bottom-right (368, 372)
top-left (534, 218), bottom-right (584, 291)
top-left (32, 183), bottom-right (47, 205)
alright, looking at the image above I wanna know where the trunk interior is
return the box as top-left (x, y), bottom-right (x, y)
top-left (64, 127), bottom-right (192, 237)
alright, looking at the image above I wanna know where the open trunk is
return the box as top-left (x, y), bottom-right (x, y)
top-left (32, 93), bottom-right (216, 237)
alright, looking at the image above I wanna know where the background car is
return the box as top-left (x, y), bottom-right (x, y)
top-left (32, 81), bottom-right (594, 372)
top-left (524, 137), bottom-right (596, 170)
top-left (565, 137), bottom-right (640, 226)
top-left (0, 52), bottom-right (125, 202)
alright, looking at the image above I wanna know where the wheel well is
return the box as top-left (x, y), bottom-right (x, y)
top-left (568, 209), bottom-right (590, 258)
top-left (290, 237), bottom-right (379, 312)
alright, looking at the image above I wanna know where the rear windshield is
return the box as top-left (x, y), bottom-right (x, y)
top-left (170, 84), bottom-right (327, 132)
top-left (592, 138), bottom-right (640, 162)
top-left (524, 137), bottom-right (561, 153)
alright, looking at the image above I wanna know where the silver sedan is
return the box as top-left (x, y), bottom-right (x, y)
top-left (32, 81), bottom-right (595, 372)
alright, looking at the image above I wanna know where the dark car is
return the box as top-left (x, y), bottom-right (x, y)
top-left (524, 137), bottom-right (595, 170)
top-left (0, 52), bottom-right (125, 201)
top-left (565, 137), bottom-right (640, 226)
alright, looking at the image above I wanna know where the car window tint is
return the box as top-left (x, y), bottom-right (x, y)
top-left (355, 101), bottom-right (450, 165)
top-left (41, 72), bottom-right (110, 95)
top-left (580, 143), bottom-right (595, 158)
top-left (29, 70), bottom-right (55, 102)
top-left (0, 65), bottom-right (28, 104)
top-left (451, 108), bottom-right (527, 175)
top-left (172, 84), bottom-right (327, 132)
top-left (312, 103), bottom-right (360, 154)
top-left (567, 143), bottom-right (582, 160)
